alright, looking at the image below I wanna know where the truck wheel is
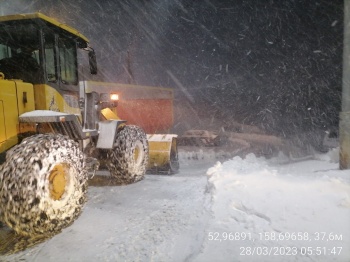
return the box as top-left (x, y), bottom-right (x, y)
top-left (0, 134), bottom-right (87, 237)
top-left (107, 125), bottom-right (149, 184)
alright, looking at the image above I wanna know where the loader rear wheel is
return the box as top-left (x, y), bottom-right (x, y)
top-left (0, 134), bottom-right (87, 237)
top-left (107, 125), bottom-right (149, 184)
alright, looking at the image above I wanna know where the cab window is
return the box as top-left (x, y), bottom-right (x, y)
top-left (44, 34), bottom-right (57, 82)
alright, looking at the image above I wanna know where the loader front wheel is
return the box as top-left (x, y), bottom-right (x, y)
top-left (107, 125), bottom-right (149, 184)
top-left (0, 134), bottom-right (87, 237)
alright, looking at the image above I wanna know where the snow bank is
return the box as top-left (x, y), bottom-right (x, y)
top-left (197, 152), bottom-right (350, 262)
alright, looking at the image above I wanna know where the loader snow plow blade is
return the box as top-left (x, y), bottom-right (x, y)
top-left (147, 134), bottom-right (179, 174)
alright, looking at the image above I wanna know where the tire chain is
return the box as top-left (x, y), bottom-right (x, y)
top-left (0, 133), bottom-right (87, 254)
top-left (107, 125), bottom-right (149, 184)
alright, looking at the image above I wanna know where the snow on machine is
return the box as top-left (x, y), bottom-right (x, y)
top-left (0, 13), bottom-right (178, 241)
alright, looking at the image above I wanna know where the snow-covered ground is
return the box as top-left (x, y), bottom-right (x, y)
top-left (194, 149), bottom-right (350, 262)
top-left (1, 147), bottom-right (350, 262)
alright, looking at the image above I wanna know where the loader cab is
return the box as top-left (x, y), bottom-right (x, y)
top-left (0, 13), bottom-right (96, 92)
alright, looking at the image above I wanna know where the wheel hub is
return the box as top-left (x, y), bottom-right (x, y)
top-left (133, 141), bottom-right (144, 167)
top-left (49, 163), bottom-right (69, 200)
top-left (134, 146), bottom-right (140, 163)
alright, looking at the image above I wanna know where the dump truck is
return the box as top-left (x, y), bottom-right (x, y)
top-left (0, 13), bottom-right (178, 239)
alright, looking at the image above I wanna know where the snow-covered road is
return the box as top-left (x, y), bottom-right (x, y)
top-left (2, 147), bottom-right (350, 262)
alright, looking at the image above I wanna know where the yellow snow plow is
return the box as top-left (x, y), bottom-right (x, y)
top-left (147, 134), bottom-right (179, 173)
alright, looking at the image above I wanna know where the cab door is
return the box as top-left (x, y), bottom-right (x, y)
top-left (0, 79), bottom-right (35, 153)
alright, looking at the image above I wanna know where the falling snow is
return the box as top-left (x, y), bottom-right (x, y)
top-left (0, 0), bottom-right (343, 140)
top-left (0, 1), bottom-right (347, 261)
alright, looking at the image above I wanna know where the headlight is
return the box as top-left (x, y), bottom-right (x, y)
top-left (110, 93), bottom-right (119, 101)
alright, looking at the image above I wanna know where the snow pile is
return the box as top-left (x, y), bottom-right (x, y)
top-left (196, 152), bottom-right (350, 262)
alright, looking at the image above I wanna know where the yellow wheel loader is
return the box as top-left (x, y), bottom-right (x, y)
top-left (0, 13), bottom-right (178, 239)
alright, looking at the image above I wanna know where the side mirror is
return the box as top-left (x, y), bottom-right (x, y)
top-left (88, 50), bottom-right (98, 75)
